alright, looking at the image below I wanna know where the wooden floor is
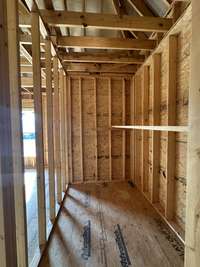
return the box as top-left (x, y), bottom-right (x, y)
top-left (39, 182), bottom-right (184, 267)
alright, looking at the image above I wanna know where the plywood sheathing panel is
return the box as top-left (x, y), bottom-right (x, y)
top-left (70, 75), bottom-right (131, 183)
top-left (82, 78), bottom-right (97, 181)
top-left (71, 78), bottom-right (82, 183)
top-left (111, 78), bottom-right (123, 180)
top-left (96, 78), bottom-right (110, 181)
top-left (134, 5), bottom-right (191, 233)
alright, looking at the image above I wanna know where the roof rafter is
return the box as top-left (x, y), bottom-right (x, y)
top-left (127, 0), bottom-right (154, 16)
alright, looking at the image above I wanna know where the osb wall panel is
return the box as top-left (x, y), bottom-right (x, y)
top-left (133, 5), bottom-right (191, 231)
top-left (71, 78), bottom-right (82, 182)
top-left (82, 78), bottom-right (96, 181)
top-left (96, 78), bottom-right (110, 181)
top-left (69, 75), bottom-right (131, 183)
top-left (111, 79), bottom-right (123, 180)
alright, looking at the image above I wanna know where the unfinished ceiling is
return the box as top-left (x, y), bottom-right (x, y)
top-left (19, 0), bottom-right (189, 93)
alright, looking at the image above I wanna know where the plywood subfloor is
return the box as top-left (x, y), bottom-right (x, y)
top-left (39, 182), bottom-right (184, 267)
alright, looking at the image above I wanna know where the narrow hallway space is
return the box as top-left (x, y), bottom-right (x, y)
top-left (39, 182), bottom-right (184, 267)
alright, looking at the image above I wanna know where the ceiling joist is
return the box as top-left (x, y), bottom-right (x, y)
top-left (37, 10), bottom-right (172, 33)
top-left (59, 52), bottom-right (145, 64)
top-left (63, 63), bottom-right (137, 73)
top-left (55, 36), bottom-right (156, 50)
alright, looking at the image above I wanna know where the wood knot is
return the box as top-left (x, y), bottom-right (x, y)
top-left (80, 15), bottom-right (85, 19)
top-left (159, 23), bottom-right (163, 27)
top-left (82, 23), bottom-right (88, 28)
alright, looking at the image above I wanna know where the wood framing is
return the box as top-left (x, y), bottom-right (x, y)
top-left (185, 0), bottom-right (200, 265)
top-left (0, 0), bottom-right (28, 265)
top-left (31, 11), bottom-right (46, 246)
top-left (53, 57), bottom-right (62, 203)
top-left (94, 78), bottom-right (98, 181)
top-left (165, 35), bottom-right (178, 220)
top-left (151, 54), bottom-right (161, 203)
top-left (130, 77), bottom-right (135, 183)
top-left (112, 125), bottom-right (188, 132)
top-left (141, 66), bottom-right (149, 193)
top-left (134, 75), bottom-right (142, 189)
top-left (60, 52), bottom-right (145, 64)
top-left (122, 78), bottom-right (126, 180)
top-left (108, 78), bottom-right (112, 181)
top-left (79, 78), bottom-right (84, 182)
top-left (67, 76), bottom-right (73, 183)
top-left (45, 39), bottom-right (55, 221)
top-left (56, 36), bottom-right (156, 50)
top-left (40, 10), bottom-right (172, 32)
top-left (63, 63), bottom-right (137, 73)
top-left (64, 75), bottom-right (69, 185)
top-left (59, 70), bottom-right (66, 191)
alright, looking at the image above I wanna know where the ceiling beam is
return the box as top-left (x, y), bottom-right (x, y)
top-left (59, 52), bottom-right (145, 64)
top-left (56, 36), bottom-right (156, 50)
top-left (63, 63), bottom-right (137, 73)
top-left (39, 10), bottom-right (172, 32)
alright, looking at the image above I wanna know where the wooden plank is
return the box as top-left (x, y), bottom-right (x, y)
top-left (0, 160), bottom-right (6, 267)
top-left (134, 75), bottom-right (142, 189)
top-left (64, 74), bottom-right (69, 186)
top-left (40, 10), bottom-right (172, 32)
top-left (8, 0), bottom-right (28, 265)
top-left (59, 70), bottom-right (66, 191)
top-left (67, 76), bottom-right (73, 183)
top-left (112, 125), bottom-right (188, 132)
top-left (185, 0), bottom-right (200, 265)
top-left (79, 78), bottom-right (84, 182)
top-left (141, 66), bottom-right (149, 193)
top-left (130, 77), bottom-right (135, 183)
top-left (151, 54), bottom-right (161, 204)
top-left (94, 78), bottom-right (98, 181)
top-left (31, 11), bottom-right (46, 246)
top-left (45, 39), bottom-right (55, 221)
top-left (57, 36), bottom-right (156, 50)
top-left (108, 78), bottom-right (112, 181)
top-left (63, 62), bottom-right (137, 73)
top-left (122, 78), bottom-right (126, 180)
top-left (60, 52), bottom-right (145, 64)
top-left (0, 1), bottom-right (28, 265)
top-left (165, 35), bottom-right (178, 220)
top-left (53, 57), bottom-right (62, 203)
